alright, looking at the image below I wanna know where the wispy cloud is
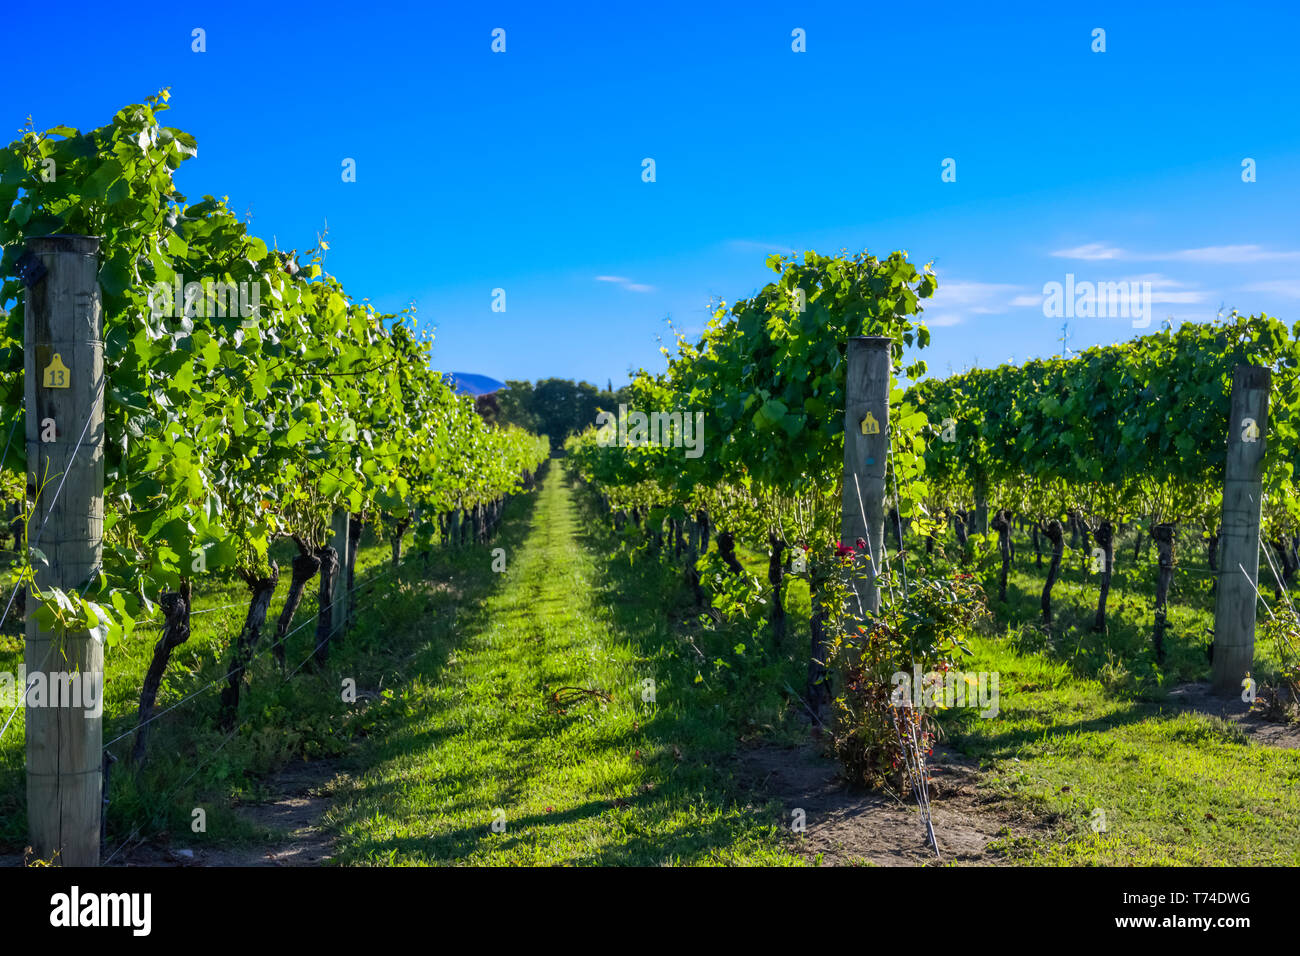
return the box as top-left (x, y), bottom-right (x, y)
top-left (1243, 279), bottom-right (1300, 298)
top-left (1128, 273), bottom-right (1208, 305)
top-left (1050, 241), bottom-right (1300, 265)
top-left (1012, 272), bottom-right (1211, 319)
top-left (594, 275), bottom-right (655, 293)
top-left (919, 279), bottom-right (1028, 327)
top-left (1156, 244), bottom-right (1300, 264)
top-left (1051, 242), bottom-right (1125, 260)
top-left (930, 280), bottom-right (1025, 311)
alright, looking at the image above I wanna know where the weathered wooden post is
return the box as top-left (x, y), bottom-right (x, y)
top-left (841, 335), bottom-right (890, 614)
top-left (330, 508), bottom-right (350, 636)
top-left (23, 235), bottom-right (105, 866)
top-left (1212, 366), bottom-right (1270, 696)
top-left (809, 336), bottom-right (891, 724)
top-left (345, 512), bottom-right (362, 626)
top-left (973, 477), bottom-right (989, 536)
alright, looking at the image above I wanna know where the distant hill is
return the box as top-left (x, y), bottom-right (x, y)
top-left (445, 372), bottom-right (508, 397)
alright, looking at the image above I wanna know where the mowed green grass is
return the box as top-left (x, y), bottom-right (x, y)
top-left (327, 491), bottom-right (1300, 866)
top-left (7, 465), bottom-right (1297, 866)
top-left (1, 518), bottom-right (424, 852)
top-left (326, 466), bottom-right (804, 865)
top-left (932, 525), bottom-right (1300, 865)
top-left (937, 633), bottom-right (1300, 864)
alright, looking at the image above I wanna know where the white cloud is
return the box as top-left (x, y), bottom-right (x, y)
top-left (1051, 242), bottom-right (1125, 260)
top-left (1010, 272), bottom-right (1213, 321)
top-left (929, 280), bottom-right (1023, 307)
top-left (1243, 279), bottom-right (1300, 298)
top-left (1157, 245), bottom-right (1300, 264)
top-left (1122, 273), bottom-right (1208, 305)
top-left (594, 275), bottom-right (655, 293)
top-left (1050, 242), bottom-right (1300, 265)
top-left (1124, 273), bottom-right (1186, 287)
top-left (917, 280), bottom-right (1029, 326)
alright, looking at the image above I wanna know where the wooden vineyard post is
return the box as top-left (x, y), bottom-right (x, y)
top-left (1212, 365), bottom-right (1270, 696)
top-left (807, 335), bottom-right (891, 724)
top-left (330, 508), bottom-right (350, 637)
top-left (841, 335), bottom-right (891, 614)
top-left (23, 235), bottom-right (105, 866)
top-left (973, 477), bottom-right (989, 536)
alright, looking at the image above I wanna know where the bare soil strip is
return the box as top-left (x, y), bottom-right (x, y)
top-left (735, 740), bottom-right (1044, 866)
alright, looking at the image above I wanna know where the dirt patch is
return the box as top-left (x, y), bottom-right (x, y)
top-left (108, 759), bottom-right (348, 867)
top-left (1, 760), bottom-right (346, 868)
top-left (736, 738), bottom-right (1038, 866)
top-left (1166, 682), bottom-right (1300, 749)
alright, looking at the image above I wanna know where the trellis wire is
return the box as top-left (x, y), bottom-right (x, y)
top-left (102, 559), bottom-right (399, 752)
top-left (99, 556), bottom-right (409, 863)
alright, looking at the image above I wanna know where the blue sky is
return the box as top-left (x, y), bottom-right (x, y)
top-left (8, 0), bottom-right (1299, 386)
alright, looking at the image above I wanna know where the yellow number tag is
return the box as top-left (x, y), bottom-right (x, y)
top-left (43, 353), bottom-right (71, 389)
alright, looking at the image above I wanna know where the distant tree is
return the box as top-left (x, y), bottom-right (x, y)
top-left (496, 378), bottom-right (630, 439)
top-left (532, 378), bottom-right (599, 439)
top-left (604, 383), bottom-right (633, 409)
top-left (474, 392), bottom-right (500, 425)
top-left (497, 380), bottom-right (540, 432)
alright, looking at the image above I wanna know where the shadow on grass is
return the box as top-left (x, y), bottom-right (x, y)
top-left (83, 467), bottom-right (553, 856)
top-left (941, 698), bottom-right (1166, 761)
top-left (936, 522), bottom-right (1252, 690)
top-left (329, 465), bottom-right (805, 866)
top-left (563, 475), bottom-right (807, 863)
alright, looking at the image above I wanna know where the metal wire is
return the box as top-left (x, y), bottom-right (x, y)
top-left (100, 557), bottom-right (407, 863)
top-left (0, 385), bottom-right (104, 645)
top-left (29, 377), bottom-right (106, 551)
top-left (891, 705), bottom-right (940, 860)
top-left (103, 716), bottom-right (247, 865)
top-left (102, 558), bottom-right (400, 751)
top-left (130, 602), bottom-right (249, 630)
top-left (885, 427), bottom-right (910, 602)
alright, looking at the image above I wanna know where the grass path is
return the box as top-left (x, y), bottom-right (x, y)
top-left (940, 630), bottom-right (1300, 865)
top-left (931, 535), bottom-right (1300, 865)
top-left (0, 515), bottom-right (399, 851)
top-left (81, 465), bottom-right (1292, 867)
top-left (328, 466), bottom-right (801, 865)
